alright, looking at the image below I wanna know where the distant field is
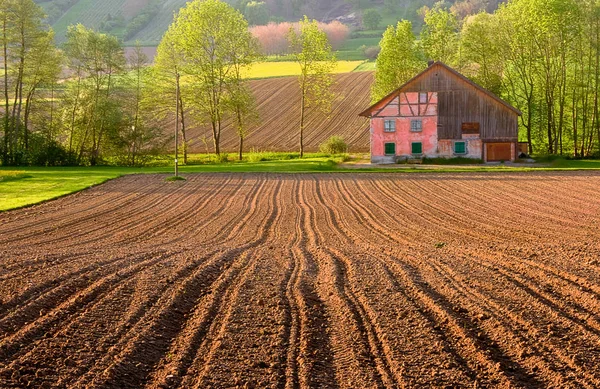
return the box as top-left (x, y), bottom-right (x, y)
top-left (179, 72), bottom-right (374, 153)
top-left (244, 61), bottom-right (365, 79)
top-left (53, 0), bottom-right (129, 42)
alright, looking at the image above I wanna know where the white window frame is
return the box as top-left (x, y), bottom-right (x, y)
top-left (454, 141), bottom-right (467, 155)
top-left (410, 119), bottom-right (423, 132)
top-left (419, 92), bottom-right (428, 104)
top-left (384, 119), bottom-right (396, 132)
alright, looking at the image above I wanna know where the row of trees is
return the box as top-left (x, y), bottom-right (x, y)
top-left (250, 20), bottom-right (349, 55)
top-left (0, 0), bottom-right (338, 166)
top-left (373, 0), bottom-right (600, 157)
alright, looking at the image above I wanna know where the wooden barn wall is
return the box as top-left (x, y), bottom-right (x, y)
top-left (401, 65), bottom-right (518, 140)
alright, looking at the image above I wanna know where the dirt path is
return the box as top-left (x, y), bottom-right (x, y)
top-left (1, 172), bottom-right (599, 388)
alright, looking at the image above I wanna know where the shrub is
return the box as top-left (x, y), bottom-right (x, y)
top-left (319, 136), bottom-right (348, 154)
top-left (362, 45), bottom-right (381, 59)
top-left (215, 153), bottom-right (230, 163)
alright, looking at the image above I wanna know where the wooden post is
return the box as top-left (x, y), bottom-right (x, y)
top-left (175, 73), bottom-right (180, 177)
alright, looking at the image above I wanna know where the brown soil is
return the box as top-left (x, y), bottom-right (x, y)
top-left (1, 172), bottom-right (600, 388)
top-left (180, 72), bottom-right (373, 154)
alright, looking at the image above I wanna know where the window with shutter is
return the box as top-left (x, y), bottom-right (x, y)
top-left (384, 143), bottom-right (396, 155)
top-left (454, 141), bottom-right (466, 154)
top-left (411, 142), bottom-right (422, 155)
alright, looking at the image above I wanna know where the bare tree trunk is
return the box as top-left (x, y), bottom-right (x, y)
top-left (300, 91), bottom-right (305, 158)
top-left (178, 92), bottom-right (187, 164)
top-left (69, 71), bottom-right (82, 154)
top-left (2, 16), bottom-right (9, 164)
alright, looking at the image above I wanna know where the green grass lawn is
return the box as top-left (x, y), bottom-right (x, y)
top-left (1, 156), bottom-right (600, 212)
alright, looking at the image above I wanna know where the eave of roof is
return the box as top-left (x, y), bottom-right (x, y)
top-left (359, 62), bottom-right (522, 117)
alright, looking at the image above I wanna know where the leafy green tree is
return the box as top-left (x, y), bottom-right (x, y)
top-left (62, 24), bottom-right (125, 165)
top-left (420, 2), bottom-right (459, 65)
top-left (372, 20), bottom-right (424, 102)
top-left (170, 0), bottom-right (260, 155)
top-left (146, 25), bottom-right (190, 163)
top-left (0, 0), bottom-right (51, 164)
top-left (22, 29), bottom-right (63, 148)
top-left (244, 1), bottom-right (270, 26)
top-left (288, 16), bottom-right (337, 157)
top-left (362, 9), bottom-right (382, 30)
top-left (460, 12), bottom-right (503, 95)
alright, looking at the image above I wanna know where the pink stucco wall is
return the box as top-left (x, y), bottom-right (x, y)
top-left (371, 116), bottom-right (439, 157)
top-left (370, 92), bottom-right (439, 160)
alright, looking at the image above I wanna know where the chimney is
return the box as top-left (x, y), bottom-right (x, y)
top-left (427, 60), bottom-right (435, 67)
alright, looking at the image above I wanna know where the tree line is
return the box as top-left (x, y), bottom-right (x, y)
top-left (0, 0), bottom-right (336, 166)
top-left (373, 0), bottom-right (600, 157)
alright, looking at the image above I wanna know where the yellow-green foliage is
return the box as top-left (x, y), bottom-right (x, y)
top-left (244, 61), bottom-right (364, 79)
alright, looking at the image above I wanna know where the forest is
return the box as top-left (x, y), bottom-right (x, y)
top-left (1, 0), bottom-right (600, 167)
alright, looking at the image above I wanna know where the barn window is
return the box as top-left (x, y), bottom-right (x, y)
top-left (419, 92), bottom-right (428, 103)
top-left (384, 120), bottom-right (396, 132)
top-left (384, 143), bottom-right (396, 155)
top-left (454, 141), bottom-right (467, 154)
top-left (411, 142), bottom-right (422, 155)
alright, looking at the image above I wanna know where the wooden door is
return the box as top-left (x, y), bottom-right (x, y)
top-left (486, 143), bottom-right (512, 162)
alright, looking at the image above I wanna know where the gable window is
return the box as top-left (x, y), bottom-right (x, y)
top-left (454, 141), bottom-right (467, 155)
top-left (411, 142), bottom-right (423, 155)
top-left (384, 142), bottom-right (396, 155)
top-left (384, 120), bottom-right (396, 132)
top-left (410, 119), bottom-right (423, 132)
top-left (419, 92), bottom-right (428, 103)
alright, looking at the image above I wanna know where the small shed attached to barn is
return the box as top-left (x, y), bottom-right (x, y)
top-left (360, 62), bottom-right (521, 163)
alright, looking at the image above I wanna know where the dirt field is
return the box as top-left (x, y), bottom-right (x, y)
top-left (1, 172), bottom-right (600, 388)
top-left (183, 72), bottom-right (373, 153)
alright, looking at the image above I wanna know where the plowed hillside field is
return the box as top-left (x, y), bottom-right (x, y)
top-left (185, 72), bottom-right (373, 153)
top-left (2, 172), bottom-right (600, 388)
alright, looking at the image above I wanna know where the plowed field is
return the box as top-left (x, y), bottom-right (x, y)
top-left (185, 72), bottom-right (373, 153)
top-left (1, 172), bottom-right (600, 388)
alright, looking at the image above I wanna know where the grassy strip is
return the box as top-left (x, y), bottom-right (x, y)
top-left (1, 156), bottom-right (599, 212)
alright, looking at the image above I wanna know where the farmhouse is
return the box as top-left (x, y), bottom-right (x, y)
top-left (360, 62), bottom-right (521, 163)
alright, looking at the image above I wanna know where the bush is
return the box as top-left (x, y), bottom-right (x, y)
top-left (361, 45), bottom-right (381, 59)
top-left (215, 153), bottom-right (230, 163)
top-left (319, 136), bottom-right (348, 155)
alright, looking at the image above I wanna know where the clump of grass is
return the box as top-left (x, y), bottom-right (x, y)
top-left (165, 175), bottom-right (186, 182)
top-left (214, 153), bottom-right (230, 163)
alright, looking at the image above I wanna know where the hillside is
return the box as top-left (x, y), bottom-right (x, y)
top-left (35, 0), bottom-right (504, 46)
top-left (179, 71), bottom-right (374, 153)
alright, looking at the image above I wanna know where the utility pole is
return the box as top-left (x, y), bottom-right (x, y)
top-left (175, 72), bottom-right (180, 177)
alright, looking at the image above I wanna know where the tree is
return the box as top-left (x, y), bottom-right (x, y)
top-left (244, 1), bottom-right (270, 26)
top-left (146, 25), bottom-right (190, 163)
top-left (170, 0), bottom-right (259, 155)
top-left (362, 9), bottom-right (382, 30)
top-left (372, 20), bottom-right (425, 102)
top-left (0, 0), bottom-right (51, 164)
top-left (460, 12), bottom-right (504, 94)
top-left (420, 2), bottom-right (459, 65)
top-left (62, 24), bottom-right (125, 165)
top-left (288, 16), bottom-right (337, 157)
